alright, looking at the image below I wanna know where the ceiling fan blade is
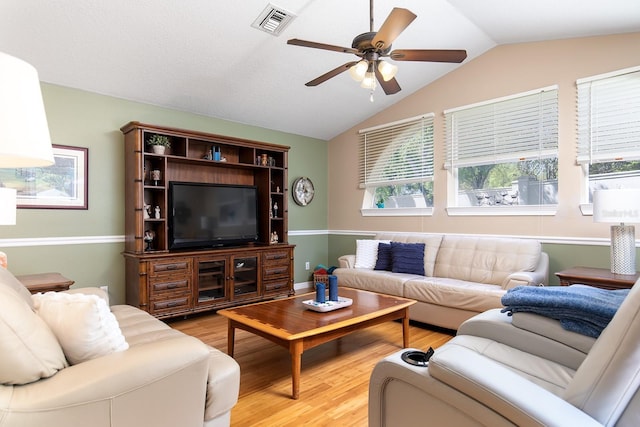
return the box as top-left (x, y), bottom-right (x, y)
top-left (305, 62), bottom-right (359, 87)
top-left (390, 49), bottom-right (467, 63)
top-left (375, 67), bottom-right (401, 95)
top-left (287, 38), bottom-right (359, 55)
top-left (371, 8), bottom-right (417, 51)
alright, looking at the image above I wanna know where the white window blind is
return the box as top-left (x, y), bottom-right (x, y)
top-left (577, 66), bottom-right (640, 164)
top-left (444, 87), bottom-right (558, 169)
top-left (358, 114), bottom-right (434, 188)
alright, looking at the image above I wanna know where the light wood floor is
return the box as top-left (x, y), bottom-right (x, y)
top-left (169, 310), bottom-right (454, 427)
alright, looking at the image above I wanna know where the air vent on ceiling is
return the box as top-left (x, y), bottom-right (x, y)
top-left (251, 4), bottom-right (296, 36)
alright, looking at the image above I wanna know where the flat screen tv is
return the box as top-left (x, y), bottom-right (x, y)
top-left (168, 182), bottom-right (259, 249)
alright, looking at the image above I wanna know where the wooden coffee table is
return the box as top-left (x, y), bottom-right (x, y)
top-left (218, 287), bottom-right (416, 399)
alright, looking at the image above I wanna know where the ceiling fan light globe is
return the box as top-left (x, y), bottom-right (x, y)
top-left (360, 71), bottom-right (376, 89)
top-left (349, 60), bottom-right (368, 81)
top-left (378, 60), bottom-right (398, 81)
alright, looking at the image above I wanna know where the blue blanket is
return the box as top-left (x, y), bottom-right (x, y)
top-left (501, 285), bottom-right (629, 338)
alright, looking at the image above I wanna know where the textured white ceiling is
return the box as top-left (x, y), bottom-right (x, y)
top-left (0, 0), bottom-right (638, 140)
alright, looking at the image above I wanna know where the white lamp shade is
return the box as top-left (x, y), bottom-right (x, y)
top-left (360, 72), bottom-right (376, 89)
top-left (0, 51), bottom-right (54, 168)
top-left (593, 189), bottom-right (640, 223)
top-left (349, 60), bottom-right (368, 82)
top-left (0, 188), bottom-right (17, 225)
top-left (377, 61), bottom-right (398, 82)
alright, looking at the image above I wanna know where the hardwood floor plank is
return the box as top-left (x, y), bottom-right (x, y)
top-left (169, 312), bottom-right (453, 426)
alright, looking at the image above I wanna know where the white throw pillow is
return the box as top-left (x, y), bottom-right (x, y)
top-left (33, 292), bottom-right (129, 365)
top-left (0, 284), bottom-right (67, 385)
top-left (354, 239), bottom-right (391, 269)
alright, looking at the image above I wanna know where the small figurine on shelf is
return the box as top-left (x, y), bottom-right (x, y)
top-left (270, 231), bottom-right (279, 244)
top-left (144, 230), bottom-right (155, 251)
top-left (151, 169), bottom-right (161, 186)
top-left (154, 206), bottom-right (161, 219)
top-left (143, 204), bottom-right (151, 219)
top-left (276, 185), bottom-right (280, 193)
top-left (273, 202), bottom-right (278, 218)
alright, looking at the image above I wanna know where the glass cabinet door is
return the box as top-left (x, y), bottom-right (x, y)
top-left (232, 255), bottom-right (258, 298)
top-left (197, 258), bottom-right (228, 304)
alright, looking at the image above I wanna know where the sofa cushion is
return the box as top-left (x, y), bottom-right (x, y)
top-left (374, 243), bottom-right (393, 271)
top-left (375, 233), bottom-right (443, 276)
top-left (434, 235), bottom-right (541, 286)
top-left (391, 242), bottom-right (425, 276)
top-left (354, 239), bottom-right (390, 269)
top-left (33, 292), bottom-right (129, 365)
top-left (404, 277), bottom-right (507, 313)
top-left (432, 335), bottom-right (575, 396)
top-left (111, 304), bottom-right (184, 346)
top-left (0, 282), bottom-right (67, 385)
top-left (334, 267), bottom-right (420, 297)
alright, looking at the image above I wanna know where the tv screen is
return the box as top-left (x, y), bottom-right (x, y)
top-left (169, 182), bottom-right (259, 249)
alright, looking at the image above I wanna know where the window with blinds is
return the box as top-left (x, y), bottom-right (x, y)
top-left (577, 66), bottom-right (640, 201)
top-left (358, 114), bottom-right (434, 210)
top-left (444, 86), bottom-right (559, 208)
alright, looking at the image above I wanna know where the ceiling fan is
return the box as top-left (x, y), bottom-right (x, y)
top-left (287, 0), bottom-right (467, 98)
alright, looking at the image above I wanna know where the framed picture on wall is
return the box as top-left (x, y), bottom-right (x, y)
top-left (0, 144), bottom-right (88, 209)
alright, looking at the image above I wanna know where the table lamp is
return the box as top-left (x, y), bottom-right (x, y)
top-left (0, 51), bottom-right (55, 228)
top-left (593, 189), bottom-right (640, 275)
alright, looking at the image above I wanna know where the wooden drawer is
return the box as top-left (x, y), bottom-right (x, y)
top-left (150, 278), bottom-right (190, 294)
top-left (149, 258), bottom-right (192, 276)
top-left (263, 263), bottom-right (290, 280)
top-left (263, 279), bottom-right (290, 295)
top-left (148, 294), bottom-right (191, 316)
top-left (263, 250), bottom-right (290, 265)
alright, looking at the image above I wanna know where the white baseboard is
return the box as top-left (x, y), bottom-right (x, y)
top-left (294, 282), bottom-right (313, 293)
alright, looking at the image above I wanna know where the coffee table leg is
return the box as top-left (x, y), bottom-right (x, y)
top-left (402, 309), bottom-right (410, 348)
top-left (290, 340), bottom-right (303, 399)
top-left (227, 320), bottom-right (236, 357)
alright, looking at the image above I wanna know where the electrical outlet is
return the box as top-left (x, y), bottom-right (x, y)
top-left (305, 261), bottom-right (310, 270)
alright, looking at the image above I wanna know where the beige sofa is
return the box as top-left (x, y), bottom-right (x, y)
top-left (335, 233), bottom-right (548, 330)
top-left (368, 277), bottom-right (640, 426)
top-left (0, 267), bottom-right (239, 427)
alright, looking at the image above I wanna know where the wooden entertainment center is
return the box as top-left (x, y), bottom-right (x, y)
top-left (121, 122), bottom-right (294, 319)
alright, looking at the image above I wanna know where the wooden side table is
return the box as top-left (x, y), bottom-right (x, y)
top-left (16, 272), bottom-right (75, 294)
top-left (555, 267), bottom-right (639, 290)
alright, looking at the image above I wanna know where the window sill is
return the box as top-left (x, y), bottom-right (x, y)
top-left (579, 203), bottom-right (593, 216)
top-left (361, 207), bottom-right (433, 217)
top-left (446, 205), bottom-right (557, 216)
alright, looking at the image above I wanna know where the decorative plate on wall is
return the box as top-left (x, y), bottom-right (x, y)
top-left (292, 177), bottom-right (315, 206)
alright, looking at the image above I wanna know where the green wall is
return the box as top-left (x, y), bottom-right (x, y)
top-left (0, 84), bottom-right (328, 304)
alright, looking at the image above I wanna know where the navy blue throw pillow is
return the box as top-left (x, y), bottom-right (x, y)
top-left (391, 242), bottom-right (425, 276)
top-left (374, 243), bottom-right (393, 271)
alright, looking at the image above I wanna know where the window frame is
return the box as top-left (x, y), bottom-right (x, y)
top-left (444, 86), bottom-right (559, 216)
top-left (576, 66), bottom-right (640, 215)
top-left (358, 113), bottom-right (435, 217)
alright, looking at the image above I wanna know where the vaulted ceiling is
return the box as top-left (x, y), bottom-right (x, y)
top-left (1, 0), bottom-right (638, 140)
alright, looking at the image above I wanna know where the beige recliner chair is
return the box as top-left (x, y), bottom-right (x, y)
top-left (369, 278), bottom-right (640, 426)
